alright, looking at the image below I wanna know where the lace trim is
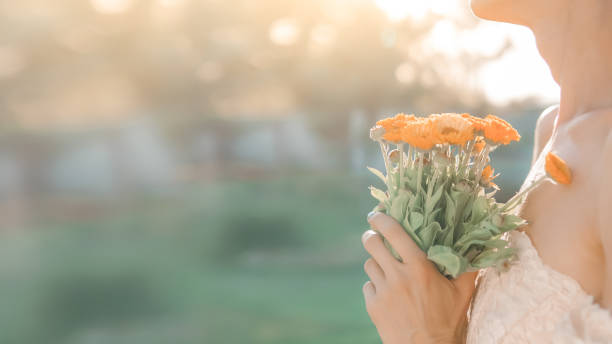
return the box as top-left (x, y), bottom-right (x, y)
top-left (467, 230), bottom-right (612, 343)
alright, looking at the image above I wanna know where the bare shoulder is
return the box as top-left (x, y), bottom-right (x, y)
top-left (532, 105), bottom-right (559, 164)
top-left (598, 123), bottom-right (612, 309)
top-left (598, 122), bottom-right (612, 191)
top-left (537, 104), bottom-right (559, 131)
top-left (596, 114), bottom-right (612, 240)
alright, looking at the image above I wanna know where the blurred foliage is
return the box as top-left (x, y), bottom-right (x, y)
top-left (0, 175), bottom-right (378, 343)
top-left (219, 215), bottom-right (302, 259)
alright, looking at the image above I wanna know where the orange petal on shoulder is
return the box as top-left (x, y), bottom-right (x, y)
top-left (545, 152), bottom-right (572, 185)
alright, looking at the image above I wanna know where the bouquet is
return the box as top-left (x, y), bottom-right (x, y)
top-left (367, 113), bottom-right (572, 278)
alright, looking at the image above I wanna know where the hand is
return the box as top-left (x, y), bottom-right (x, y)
top-left (362, 212), bottom-right (478, 344)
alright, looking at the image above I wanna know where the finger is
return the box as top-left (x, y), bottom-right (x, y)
top-left (363, 280), bottom-right (376, 299)
top-left (361, 229), bottom-right (397, 270)
top-left (367, 212), bottom-right (426, 262)
top-left (364, 258), bottom-right (385, 286)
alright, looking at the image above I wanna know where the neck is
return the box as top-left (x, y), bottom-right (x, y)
top-left (527, 0), bottom-right (612, 127)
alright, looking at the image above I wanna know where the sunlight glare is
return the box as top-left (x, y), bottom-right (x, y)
top-left (269, 18), bottom-right (300, 46)
top-left (478, 26), bottom-right (560, 105)
top-left (373, 0), bottom-right (559, 105)
top-left (374, 0), bottom-right (428, 21)
top-left (374, 0), bottom-right (458, 21)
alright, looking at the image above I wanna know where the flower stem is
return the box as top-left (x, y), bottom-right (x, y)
top-left (378, 140), bottom-right (393, 193)
top-left (461, 140), bottom-right (474, 178)
top-left (398, 143), bottom-right (404, 191)
top-left (424, 167), bottom-right (440, 225)
top-left (415, 152), bottom-right (424, 205)
top-left (501, 175), bottom-right (546, 212)
top-left (407, 145), bottom-right (413, 169)
top-left (409, 151), bottom-right (424, 212)
top-left (475, 145), bottom-right (490, 186)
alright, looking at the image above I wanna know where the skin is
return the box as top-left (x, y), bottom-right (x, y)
top-left (362, 0), bottom-right (612, 342)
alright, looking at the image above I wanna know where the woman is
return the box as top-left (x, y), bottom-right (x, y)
top-left (361, 0), bottom-right (612, 342)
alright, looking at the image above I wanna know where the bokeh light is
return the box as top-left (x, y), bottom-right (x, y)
top-left (90, 0), bottom-right (133, 13)
top-left (269, 18), bottom-right (301, 46)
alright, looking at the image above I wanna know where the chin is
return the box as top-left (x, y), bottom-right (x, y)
top-left (470, 0), bottom-right (497, 20)
top-left (469, 0), bottom-right (519, 24)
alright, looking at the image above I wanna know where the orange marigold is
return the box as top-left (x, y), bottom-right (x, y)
top-left (481, 165), bottom-right (494, 181)
top-left (481, 165), bottom-right (498, 188)
top-left (376, 113), bottom-right (415, 143)
top-left (432, 113), bottom-right (474, 146)
top-left (545, 152), bottom-right (572, 185)
top-left (473, 136), bottom-right (486, 153)
top-left (461, 113), bottom-right (488, 133)
top-left (401, 118), bottom-right (436, 150)
top-left (483, 114), bottom-right (521, 145)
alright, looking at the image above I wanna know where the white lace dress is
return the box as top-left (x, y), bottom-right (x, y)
top-left (466, 229), bottom-right (612, 343)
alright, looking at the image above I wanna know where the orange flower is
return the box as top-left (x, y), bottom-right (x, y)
top-left (431, 113), bottom-right (474, 146)
top-left (483, 115), bottom-right (521, 145)
top-left (461, 113), bottom-right (488, 133)
top-left (376, 113), bottom-right (415, 142)
top-left (473, 137), bottom-right (486, 153)
top-left (545, 152), bottom-right (572, 185)
top-left (481, 165), bottom-right (498, 187)
top-left (481, 165), bottom-right (493, 181)
top-left (401, 118), bottom-right (436, 150)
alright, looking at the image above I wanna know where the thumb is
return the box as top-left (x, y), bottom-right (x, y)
top-left (452, 270), bottom-right (478, 298)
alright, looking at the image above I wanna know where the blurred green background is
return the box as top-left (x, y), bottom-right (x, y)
top-left (0, 0), bottom-right (556, 343)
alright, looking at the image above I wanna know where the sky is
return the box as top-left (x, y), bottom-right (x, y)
top-left (374, 0), bottom-right (561, 106)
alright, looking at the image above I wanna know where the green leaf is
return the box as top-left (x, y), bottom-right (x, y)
top-left (409, 212), bottom-right (424, 231)
top-left (454, 228), bottom-right (493, 253)
top-left (427, 245), bottom-right (467, 279)
top-left (444, 192), bottom-right (456, 229)
top-left (425, 182), bottom-right (445, 214)
top-left (457, 237), bottom-right (508, 256)
top-left (453, 195), bottom-right (473, 227)
top-left (461, 197), bottom-right (475, 223)
top-left (441, 225), bottom-right (454, 247)
top-left (404, 168), bottom-right (417, 183)
top-left (498, 214), bottom-right (527, 232)
top-left (427, 208), bottom-right (442, 228)
top-left (480, 220), bottom-right (502, 235)
top-left (401, 218), bottom-right (413, 232)
top-left (367, 166), bottom-right (387, 185)
top-left (453, 221), bottom-right (470, 241)
top-left (470, 196), bottom-right (489, 224)
top-left (419, 221), bottom-right (441, 250)
top-left (369, 186), bottom-right (387, 203)
top-left (389, 190), bottom-right (411, 222)
top-left (408, 174), bottom-right (418, 193)
top-left (401, 218), bottom-right (425, 251)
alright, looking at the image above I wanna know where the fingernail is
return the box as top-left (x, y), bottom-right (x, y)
top-left (367, 211), bottom-right (378, 220)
